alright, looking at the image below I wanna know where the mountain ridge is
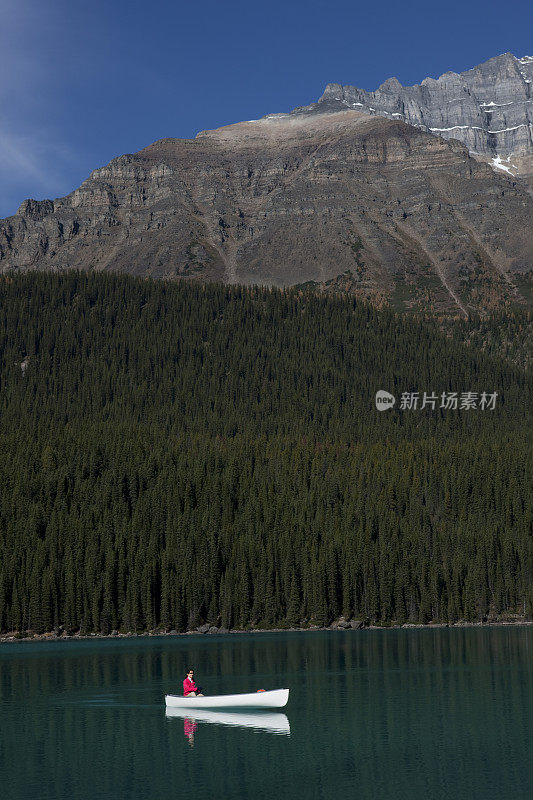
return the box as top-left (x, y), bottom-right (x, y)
top-left (0, 54), bottom-right (532, 316)
top-left (301, 53), bottom-right (533, 187)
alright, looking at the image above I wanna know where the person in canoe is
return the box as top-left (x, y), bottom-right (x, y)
top-left (183, 668), bottom-right (204, 697)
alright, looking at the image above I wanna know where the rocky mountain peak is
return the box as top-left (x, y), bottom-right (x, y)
top-left (0, 54), bottom-right (531, 316)
top-left (378, 77), bottom-right (403, 92)
top-left (314, 53), bottom-right (533, 186)
top-left (1, 106), bottom-right (532, 316)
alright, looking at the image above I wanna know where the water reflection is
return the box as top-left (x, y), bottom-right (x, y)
top-left (183, 717), bottom-right (198, 746)
top-left (166, 707), bottom-right (291, 737)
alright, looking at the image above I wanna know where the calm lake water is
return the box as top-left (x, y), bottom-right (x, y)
top-left (0, 627), bottom-right (531, 800)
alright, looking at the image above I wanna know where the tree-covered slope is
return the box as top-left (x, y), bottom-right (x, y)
top-left (0, 272), bottom-right (530, 634)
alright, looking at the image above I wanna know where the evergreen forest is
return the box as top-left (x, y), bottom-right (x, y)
top-left (0, 272), bottom-right (531, 634)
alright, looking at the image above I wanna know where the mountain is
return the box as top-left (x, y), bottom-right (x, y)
top-left (1, 55), bottom-right (532, 316)
top-left (305, 53), bottom-right (533, 187)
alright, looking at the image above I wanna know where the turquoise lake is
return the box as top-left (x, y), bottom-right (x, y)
top-left (0, 627), bottom-right (531, 800)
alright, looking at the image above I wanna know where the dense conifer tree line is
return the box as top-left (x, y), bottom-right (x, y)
top-left (0, 272), bottom-right (530, 633)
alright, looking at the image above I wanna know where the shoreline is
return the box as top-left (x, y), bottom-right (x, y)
top-left (1, 618), bottom-right (532, 644)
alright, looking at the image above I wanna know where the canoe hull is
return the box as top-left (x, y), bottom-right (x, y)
top-left (164, 688), bottom-right (289, 709)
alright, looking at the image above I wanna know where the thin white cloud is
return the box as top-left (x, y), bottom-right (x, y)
top-left (0, 123), bottom-right (77, 216)
top-left (0, 129), bottom-right (58, 188)
top-left (0, 0), bottom-right (75, 215)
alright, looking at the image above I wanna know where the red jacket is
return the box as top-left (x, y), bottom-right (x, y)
top-left (183, 677), bottom-right (198, 696)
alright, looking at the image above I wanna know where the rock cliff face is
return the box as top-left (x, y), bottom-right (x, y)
top-left (1, 109), bottom-right (531, 315)
top-left (308, 54), bottom-right (533, 185)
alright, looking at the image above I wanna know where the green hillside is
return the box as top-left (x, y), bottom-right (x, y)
top-left (0, 272), bottom-right (531, 634)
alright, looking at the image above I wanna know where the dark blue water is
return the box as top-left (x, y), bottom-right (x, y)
top-left (0, 627), bottom-right (531, 800)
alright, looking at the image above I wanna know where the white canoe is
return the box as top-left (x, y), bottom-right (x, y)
top-left (165, 688), bottom-right (289, 709)
top-left (165, 707), bottom-right (290, 735)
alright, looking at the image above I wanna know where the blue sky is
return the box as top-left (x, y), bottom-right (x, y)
top-left (1, 0), bottom-right (531, 217)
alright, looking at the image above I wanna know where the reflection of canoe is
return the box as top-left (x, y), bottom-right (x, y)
top-left (165, 688), bottom-right (289, 709)
top-left (166, 707), bottom-right (290, 735)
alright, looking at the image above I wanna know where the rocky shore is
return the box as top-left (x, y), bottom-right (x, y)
top-left (1, 615), bottom-right (531, 644)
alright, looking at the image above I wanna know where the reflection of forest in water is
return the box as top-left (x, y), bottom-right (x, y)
top-left (1, 628), bottom-right (531, 799)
